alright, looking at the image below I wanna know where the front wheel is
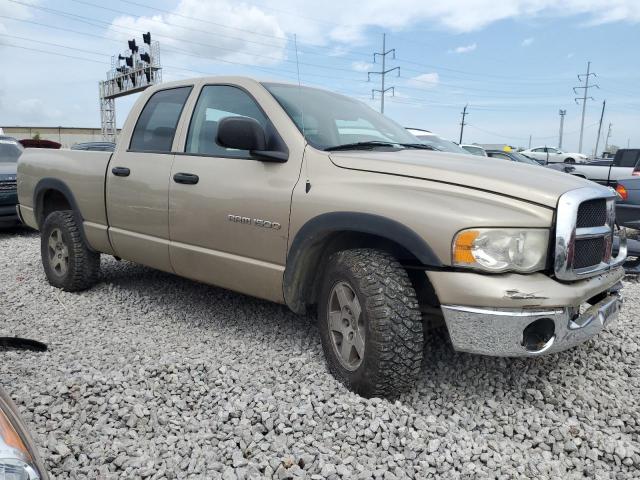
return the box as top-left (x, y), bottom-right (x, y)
top-left (564, 157), bottom-right (575, 164)
top-left (41, 210), bottom-right (100, 291)
top-left (318, 249), bottom-right (424, 398)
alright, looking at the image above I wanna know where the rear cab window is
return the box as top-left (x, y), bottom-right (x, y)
top-left (614, 150), bottom-right (640, 168)
top-left (129, 87), bottom-right (192, 153)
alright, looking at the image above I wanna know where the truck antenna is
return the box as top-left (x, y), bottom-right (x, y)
top-left (294, 34), bottom-right (311, 193)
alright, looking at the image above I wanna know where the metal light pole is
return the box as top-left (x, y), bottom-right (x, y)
top-left (558, 109), bottom-right (566, 150)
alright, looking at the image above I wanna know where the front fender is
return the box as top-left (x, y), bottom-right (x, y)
top-left (283, 212), bottom-right (442, 313)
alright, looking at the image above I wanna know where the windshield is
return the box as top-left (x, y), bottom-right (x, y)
top-left (511, 152), bottom-right (542, 165)
top-left (263, 83), bottom-right (419, 150)
top-left (462, 145), bottom-right (485, 156)
top-left (413, 134), bottom-right (469, 154)
top-left (0, 139), bottom-right (23, 163)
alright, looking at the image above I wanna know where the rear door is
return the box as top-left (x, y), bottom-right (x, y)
top-left (106, 86), bottom-right (192, 272)
top-left (168, 83), bottom-right (303, 302)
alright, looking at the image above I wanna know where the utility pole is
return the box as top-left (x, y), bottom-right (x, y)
top-left (528, 135), bottom-right (532, 149)
top-left (573, 61), bottom-right (599, 154)
top-left (368, 33), bottom-right (399, 114)
top-left (558, 109), bottom-right (566, 149)
top-left (594, 100), bottom-right (606, 159)
top-left (604, 122), bottom-right (612, 153)
top-left (459, 105), bottom-right (468, 144)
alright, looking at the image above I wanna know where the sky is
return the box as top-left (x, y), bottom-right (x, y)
top-left (0, 0), bottom-right (639, 154)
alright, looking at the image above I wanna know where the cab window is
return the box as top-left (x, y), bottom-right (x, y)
top-left (129, 87), bottom-right (192, 153)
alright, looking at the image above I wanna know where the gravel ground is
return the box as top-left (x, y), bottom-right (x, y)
top-left (1, 228), bottom-right (638, 480)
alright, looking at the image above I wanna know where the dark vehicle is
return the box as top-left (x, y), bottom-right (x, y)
top-left (0, 136), bottom-right (22, 226)
top-left (18, 139), bottom-right (61, 149)
top-left (614, 178), bottom-right (640, 230)
top-left (71, 141), bottom-right (116, 152)
top-left (0, 386), bottom-right (49, 479)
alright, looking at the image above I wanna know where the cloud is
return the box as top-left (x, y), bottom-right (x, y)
top-left (351, 61), bottom-right (373, 72)
top-left (451, 43), bottom-right (477, 54)
top-left (521, 37), bottom-right (534, 46)
top-left (107, 0), bottom-right (287, 65)
top-left (0, 0), bottom-right (36, 45)
top-left (409, 72), bottom-right (440, 88)
top-left (273, 0), bottom-right (640, 44)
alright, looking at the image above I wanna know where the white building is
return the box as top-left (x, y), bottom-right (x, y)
top-left (0, 126), bottom-right (120, 148)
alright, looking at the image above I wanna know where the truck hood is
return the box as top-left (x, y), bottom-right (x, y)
top-left (329, 150), bottom-right (601, 208)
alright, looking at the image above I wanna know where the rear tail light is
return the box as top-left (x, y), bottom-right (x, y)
top-left (616, 184), bottom-right (628, 201)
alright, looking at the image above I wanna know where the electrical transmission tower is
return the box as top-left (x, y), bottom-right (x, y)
top-left (558, 109), bottom-right (566, 149)
top-left (368, 33), bottom-right (399, 114)
top-left (459, 105), bottom-right (468, 144)
top-left (573, 61), bottom-right (598, 154)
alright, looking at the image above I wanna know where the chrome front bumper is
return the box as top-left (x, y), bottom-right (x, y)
top-left (441, 285), bottom-right (622, 357)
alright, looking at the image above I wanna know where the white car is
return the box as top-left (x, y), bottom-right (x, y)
top-left (520, 146), bottom-right (588, 164)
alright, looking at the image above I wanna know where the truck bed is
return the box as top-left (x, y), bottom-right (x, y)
top-left (17, 148), bottom-right (112, 240)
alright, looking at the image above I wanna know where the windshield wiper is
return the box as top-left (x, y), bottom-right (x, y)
top-left (324, 141), bottom-right (399, 151)
top-left (398, 143), bottom-right (437, 150)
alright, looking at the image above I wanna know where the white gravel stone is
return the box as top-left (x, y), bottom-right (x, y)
top-left (0, 228), bottom-right (638, 479)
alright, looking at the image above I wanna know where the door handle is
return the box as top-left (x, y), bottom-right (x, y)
top-left (112, 167), bottom-right (130, 177)
top-left (173, 172), bottom-right (199, 185)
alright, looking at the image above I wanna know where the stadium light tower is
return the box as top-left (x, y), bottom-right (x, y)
top-left (99, 32), bottom-right (162, 142)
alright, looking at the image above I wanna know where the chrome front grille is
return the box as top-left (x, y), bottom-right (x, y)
top-left (576, 199), bottom-right (607, 228)
top-left (555, 187), bottom-right (626, 281)
top-left (0, 180), bottom-right (17, 191)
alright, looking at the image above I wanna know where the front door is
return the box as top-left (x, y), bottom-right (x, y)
top-left (168, 84), bottom-right (302, 302)
top-left (106, 86), bottom-right (192, 272)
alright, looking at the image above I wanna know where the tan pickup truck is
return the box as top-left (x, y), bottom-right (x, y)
top-left (17, 77), bottom-right (627, 397)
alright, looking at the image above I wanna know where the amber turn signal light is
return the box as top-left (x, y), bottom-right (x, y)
top-left (453, 230), bottom-right (479, 264)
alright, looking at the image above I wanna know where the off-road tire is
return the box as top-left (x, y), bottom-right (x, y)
top-left (318, 248), bottom-right (424, 398)
top-left (41, 210), bottom-right (100, 291)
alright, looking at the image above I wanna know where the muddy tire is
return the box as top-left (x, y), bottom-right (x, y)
top-left (41, 210), bottom-right (100, 291)
top-left (318, 248), bottom-right (424, 398)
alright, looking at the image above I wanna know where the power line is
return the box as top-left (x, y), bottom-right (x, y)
top-left (573, 61), bottom-right (599, 153)
top-left (367, 33), bottom-right (399, 114)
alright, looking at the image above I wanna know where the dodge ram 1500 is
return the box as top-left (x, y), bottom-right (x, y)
top-left (17, 77), bottom-right (627, 397)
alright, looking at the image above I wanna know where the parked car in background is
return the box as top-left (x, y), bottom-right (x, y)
top-left (569, 149), bottom-right (640, 185)
top-left (71, 141), bottom-right (116, 152)
top-left (406, 128), bottom-right (470, 154)
top-left (461, 144), bottom-right (487, 156)
top-left (0, 386), bottom-right (49, 479)
top-left (0, 136), bottom-right (22, 226)
top-left (18, 139), bottom-right (62, 149)
top-left (612, 178), bottom-right (640, 230)
top-left (521, 146), bottom-right (588, 164)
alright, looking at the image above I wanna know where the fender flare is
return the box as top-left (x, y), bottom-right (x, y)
top-left (283, 212), bottom-right (442, 313)
top-left (33, 178), bottom-right (94, 250)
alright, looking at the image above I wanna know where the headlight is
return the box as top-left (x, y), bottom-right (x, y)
top-left (452, 228), bottom-right (549, 273)
top-left (0, 393), bottom-right (45, 480)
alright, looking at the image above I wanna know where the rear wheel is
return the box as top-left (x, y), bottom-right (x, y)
top-left (41, 210), bottom-right (100, 291)
top-left (318, 249), bottom-right (424, 398)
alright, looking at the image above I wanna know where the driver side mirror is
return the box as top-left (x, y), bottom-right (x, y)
top-left (217, 116), bottom-right (267, 151)
top-left (217, 116), bottom-right (288, 162)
